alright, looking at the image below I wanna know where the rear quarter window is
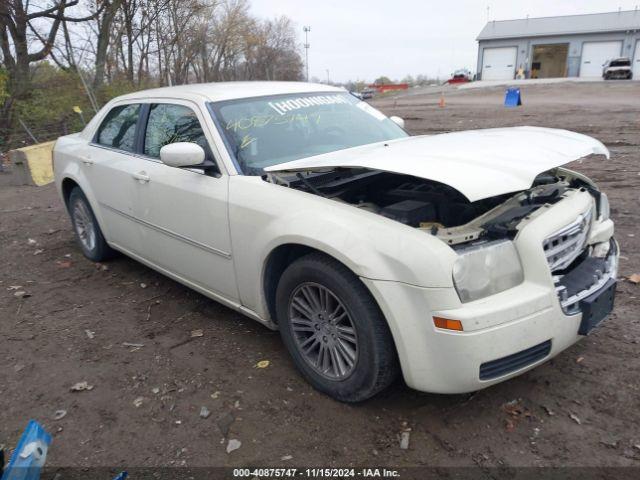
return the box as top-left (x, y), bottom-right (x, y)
top-left (95, 104), bottom-right (141, 152)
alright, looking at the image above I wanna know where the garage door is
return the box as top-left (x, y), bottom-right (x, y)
top-left (633, 41), bottom-right (640, 80)
top-left (580, 41), bottom-right (622, 78)
top-left (481, 47), bottom-right (517, 80)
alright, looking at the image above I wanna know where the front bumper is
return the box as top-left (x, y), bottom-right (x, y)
top-left (362, 190), bottom-right (618, 394)
top-left (364, 255), bottom-right (617, 393)
top-left (604, 69), bottom-right (632, 79)
top-left (363, 277), bottom-right (591, 393)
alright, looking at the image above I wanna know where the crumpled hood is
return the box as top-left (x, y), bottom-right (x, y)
top-left (265, 126), bottom-right (609, 202)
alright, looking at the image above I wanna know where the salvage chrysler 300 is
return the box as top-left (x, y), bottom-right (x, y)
top-left (53, 82), bottom-right (617, 402)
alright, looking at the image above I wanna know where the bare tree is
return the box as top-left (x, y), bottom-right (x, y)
top-left (93, 0), bottom-right (122, 88)
top-left (0, 0), bottom-right (304, 146)
top-left (0, 1), bottom-right (100, 134)
top-left (244, 16), bottom-right (303, 81)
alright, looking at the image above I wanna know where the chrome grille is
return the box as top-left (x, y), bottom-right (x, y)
top-left (543, 209), bottom-right (592, 271)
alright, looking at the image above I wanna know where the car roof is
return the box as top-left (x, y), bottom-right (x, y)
top-left (114, 81), bottom-right (345, 103)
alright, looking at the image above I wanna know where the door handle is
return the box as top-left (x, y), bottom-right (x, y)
top-left (81, 157), bottom-right (94, 166)
top-left (132, 171), bottom-right (150, 183)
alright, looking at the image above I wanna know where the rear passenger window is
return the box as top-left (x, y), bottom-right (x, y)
top-left (96, 104), bottom-right (140, 152)
top-left (144, 104), bottom-right (209, 158)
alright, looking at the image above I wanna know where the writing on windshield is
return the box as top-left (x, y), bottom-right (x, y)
top-left (210, 92), bottom-right (408, 175)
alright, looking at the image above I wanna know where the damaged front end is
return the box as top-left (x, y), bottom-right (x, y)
top-left (264, 126), bottom-right (614, 316)
top-left (265, 166), bottom-right (595, 246)
top-left (266, 163), bottom-right (617, 319)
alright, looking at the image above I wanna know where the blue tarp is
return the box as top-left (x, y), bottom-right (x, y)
top-left (1, 421), bottom-right (52, 480)
top-left (504, 87), bottom-right (522, 107)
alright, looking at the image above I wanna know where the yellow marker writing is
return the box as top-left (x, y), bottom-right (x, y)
top-left (240, 135), bottom-right (256, 150)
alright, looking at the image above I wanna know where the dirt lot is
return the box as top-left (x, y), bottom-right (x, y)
top-left (1, 81), bottom-right (639, 475)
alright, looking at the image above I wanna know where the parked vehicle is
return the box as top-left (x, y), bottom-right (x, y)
top-left (360, 88), bottom-right (375, 99)
top-left (603, 58), bottom-right (633, 80)
top-left (446, 68), bottom-right (472, 84)
top-left (53, 82), bottom-right (617, 402)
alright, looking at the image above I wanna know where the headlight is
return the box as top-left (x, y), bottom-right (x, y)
top-left (599, 192), bottom-right (610, 221)
top-left (452, 240), bottom-right (524, 303)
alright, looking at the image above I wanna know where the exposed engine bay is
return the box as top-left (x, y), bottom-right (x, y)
top-left (266, 167), bottom-right (600, 246)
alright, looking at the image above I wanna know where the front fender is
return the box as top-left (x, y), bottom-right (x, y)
top-left (228, 176), bottom-right (457, 316)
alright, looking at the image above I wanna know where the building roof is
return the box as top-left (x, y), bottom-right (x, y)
top-left (116, 81), bottom-right (343, 103)
top-left (478, 9), bottom-right (640, 41)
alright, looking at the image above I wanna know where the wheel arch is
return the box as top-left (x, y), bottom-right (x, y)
top-left (263, 243), bottom-right (322, 324)
top-left (61, 177), bottom-right (80, 210)
top-left (261, 243), bottom-right (388, 330)
top-left (59, 175), bottom-right (112, 245)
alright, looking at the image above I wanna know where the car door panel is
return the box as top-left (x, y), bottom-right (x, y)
top-left (132, 102), bottom-right (239, 301)
top-left (84, 103), bottom-right (146, 255)
top-left (86, 147), bottom-right (149, 254)
top-left (133, 164), bottom-right (237, 299)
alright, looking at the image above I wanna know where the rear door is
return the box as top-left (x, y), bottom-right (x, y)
top-left (481, 47), bottom-right (517, 80)
top-left (580, 41), bottom-right (622, 77)
top-left (87, 103), bottom-right (147, 255)
top-left (132, 101), bottom-right (239, 301)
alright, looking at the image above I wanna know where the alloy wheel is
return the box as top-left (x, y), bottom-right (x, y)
top-left (288, 282), bottom-right (358, 380)
top-left (73, 201), bottom-right (97, 252)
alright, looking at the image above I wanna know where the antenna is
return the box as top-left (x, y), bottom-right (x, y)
top-left (303, 26), bottom-right (311, 82)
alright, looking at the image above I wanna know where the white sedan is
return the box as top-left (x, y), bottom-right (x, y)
top-left (53, 82), bottom-right (618, 402)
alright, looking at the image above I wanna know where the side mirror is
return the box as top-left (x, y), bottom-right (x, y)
top-left (160, 142), bottom-right (205, 168)
top-left (389, 116), bottom-right (405, 129)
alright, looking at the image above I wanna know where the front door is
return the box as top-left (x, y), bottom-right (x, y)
top-left (132, 102), bottom-right (239, 302)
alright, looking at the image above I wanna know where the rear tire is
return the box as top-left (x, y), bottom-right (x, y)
top-left (68, 187), bottom-right (116, 262)
top-left (276, 252), bottom-right (399, 402)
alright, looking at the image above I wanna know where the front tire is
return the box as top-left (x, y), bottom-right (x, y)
top-left (276, 253), bottom-right (399, 402)
top-left (68, 187), bottom-right (116, 262)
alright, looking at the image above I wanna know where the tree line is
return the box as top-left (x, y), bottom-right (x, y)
top-left (0, 0), bottom-right (304, 150)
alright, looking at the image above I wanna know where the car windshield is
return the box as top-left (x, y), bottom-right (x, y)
top-left (209, 92), bottom-right (408, 175)
top-left (610, 59), bottom-right (631, 67)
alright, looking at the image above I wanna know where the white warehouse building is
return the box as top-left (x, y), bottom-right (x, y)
top-left (476, 10), bottom-right (640, 80)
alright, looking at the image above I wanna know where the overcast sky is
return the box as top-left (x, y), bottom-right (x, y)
top-left (250, 0), bottom-right (640, 83)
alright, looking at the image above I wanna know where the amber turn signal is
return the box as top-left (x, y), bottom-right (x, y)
top-left (433, 316), bottom-right (463, 331)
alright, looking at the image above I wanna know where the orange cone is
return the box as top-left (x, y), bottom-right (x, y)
top-left (438, 94), bottom-right (446, 108)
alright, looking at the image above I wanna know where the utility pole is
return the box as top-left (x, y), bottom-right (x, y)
top-left (303, 26), bottom-right (311, 81)
top-left (326, 69), bottom-right (330, 84)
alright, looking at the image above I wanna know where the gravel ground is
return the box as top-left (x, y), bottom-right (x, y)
top-left (1, 81), bottom-right (639, 476)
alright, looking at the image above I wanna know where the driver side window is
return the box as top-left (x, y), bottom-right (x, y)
top-left (144, 104), bottom-right (212, 160)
